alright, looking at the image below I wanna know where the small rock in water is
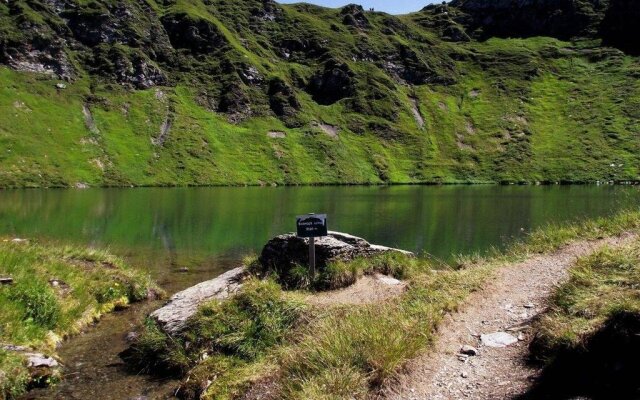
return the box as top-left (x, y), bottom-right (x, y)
top-left (460, 345), bottom-right (479, 356)
top-left (481, 332), bottom-right (518, 348)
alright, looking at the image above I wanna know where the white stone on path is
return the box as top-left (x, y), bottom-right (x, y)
top-left (480, 332), bottom-right (518, 348)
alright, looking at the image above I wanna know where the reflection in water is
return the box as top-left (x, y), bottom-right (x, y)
top-left (0, 186), bottom-right (639, 280)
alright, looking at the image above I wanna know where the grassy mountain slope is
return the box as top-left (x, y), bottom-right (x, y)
top-left (0, 0), bottom-right (638, 188)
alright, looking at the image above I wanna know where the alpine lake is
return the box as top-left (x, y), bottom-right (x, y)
top-left (3, 185), bottom-right (639, 399)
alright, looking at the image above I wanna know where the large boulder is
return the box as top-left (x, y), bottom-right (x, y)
top-left (148, 232), bottom-right (411, 335)
top-left (257, 231), bottom-right (413, 288)
top-left (150, 267), bottom-right (247, 335)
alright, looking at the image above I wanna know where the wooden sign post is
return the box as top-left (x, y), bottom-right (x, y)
top-left (296, 213), bottom-right (328, 279)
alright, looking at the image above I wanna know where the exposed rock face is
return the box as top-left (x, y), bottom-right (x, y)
top-left (306, 60), bottom-right (356, 105)
top-left (257, 231), bottom-right (414, 288)
top-left (449, 0), bottom-right (606, 40)
top-left (600, 0), bottom-right (640, 55)
top-left (341, 4), bottom-right (370, 29)
top-left (267, 77), bottom-right (301, 118)
top-left (162, 13), bottom-right (227, 54)
top-left (151, 267), bottom-right (247, 335)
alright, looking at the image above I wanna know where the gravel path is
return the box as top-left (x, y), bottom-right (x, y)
top-left (382, 233), bottom-right (637, 400)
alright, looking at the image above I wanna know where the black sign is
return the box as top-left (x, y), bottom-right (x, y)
top-left (296, 214), bottom-right (328, 238)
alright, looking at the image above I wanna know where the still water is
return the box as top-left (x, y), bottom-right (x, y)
top-left (1, 185), bottom-right (640, 285)
top-left (4, 185), bottom-right (640, 399)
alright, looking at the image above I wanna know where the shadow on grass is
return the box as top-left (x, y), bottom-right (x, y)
top-left (518, 311), bottom-right (640, 400)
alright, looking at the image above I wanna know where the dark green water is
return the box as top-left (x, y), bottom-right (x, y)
top-left (6, 185), bottom-right (640, 399)
top-left (1, 185), bottom-right (640, 286)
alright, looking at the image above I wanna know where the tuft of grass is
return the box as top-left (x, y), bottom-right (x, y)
top-left (263, 251), bottom-right (425, 291)
top-left (8, 282), bottom-right (61, 330)
top-left (532, 239), bottom-right (640, 360)
top-left (512, 209), bottom-right (640, 256)
top-left (186, 279), bottom-right (304, 360)
top-left (0, 350), bottom-right (30, 400)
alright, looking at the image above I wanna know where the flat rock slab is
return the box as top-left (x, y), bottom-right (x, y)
top-left (151, 267), bottom-right (246, 335)
top-left (376, 274), bottom-right (403, 286)
top-left (481, 332), bottom-right (518, 348)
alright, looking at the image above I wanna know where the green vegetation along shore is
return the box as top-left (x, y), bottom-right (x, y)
top-left (0, 239), bottom-right (160, 399)
top-left (124, 210), bottom-right (640, 400)
top-left (0, 0), bottom-right (639, 188)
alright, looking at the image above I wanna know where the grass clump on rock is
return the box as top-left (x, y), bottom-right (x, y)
top-left (0, 239), bottom-right (159, 398)
top-left (125, 278), bottom-right (305, 399)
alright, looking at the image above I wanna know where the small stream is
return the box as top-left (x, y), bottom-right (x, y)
top-left (21, 253), bottom-right (243, 400)
top-left (22, 301), bottom-right (176, 400)
top-left (2, 185), bottom-right (638, 399)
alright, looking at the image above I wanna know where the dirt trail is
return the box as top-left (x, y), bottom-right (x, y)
top-left (306, 274), bottom-right (407, 306)
top-left (383, 233), bottom-right (637, 400)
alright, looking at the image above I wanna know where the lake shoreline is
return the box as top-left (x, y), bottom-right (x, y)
top-left (1, 180), bottom-right (640, 191)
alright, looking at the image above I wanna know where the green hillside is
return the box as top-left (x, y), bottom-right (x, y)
top-left (0, 0), bottom-right (638, 188)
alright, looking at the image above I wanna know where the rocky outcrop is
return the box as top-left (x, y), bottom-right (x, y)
top-left (306, 60), bottom-right (356, 105)
top-left (448, 0), bottom-right (606, 40)
top-left (341, 4), bottom-right (370, 30)
top-left (600, 0), bottom-right (640, 56)
top-left (162, 12), bottom-right (228, 54)
top-left (257, 231), bottom-right (414, 288)
top-left (267, 77), bottom-right (301, 118)
top-left (150, 267), bottom-right (247, 336)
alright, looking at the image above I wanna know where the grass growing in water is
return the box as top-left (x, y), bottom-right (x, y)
top-left (0, 239), bottom-right (159, 398)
